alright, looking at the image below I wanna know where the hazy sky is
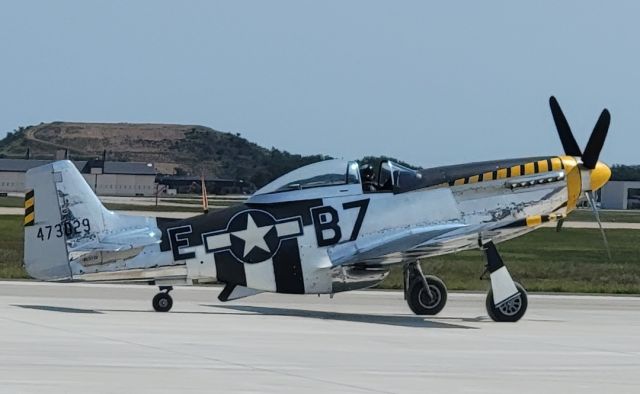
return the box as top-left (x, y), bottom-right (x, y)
top-left (1, 1), bottom-right (638, 167)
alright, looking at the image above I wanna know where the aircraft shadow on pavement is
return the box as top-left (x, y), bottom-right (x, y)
top-left (11, 304), bottom-right (480, 328)
top-left (12, 304), bottom-right (241, 316)
top-left (13, 304), bottom-right (104, 314)
top-left (205, 304), bottom-right (476, 329)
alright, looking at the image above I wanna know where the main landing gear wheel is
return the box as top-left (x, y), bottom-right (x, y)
top-left (152, 286), bottom-right (173, 312)
top-left (486, 282), bottom-right (528, 322)
top-left (407, 275), bottom-right (448, 316)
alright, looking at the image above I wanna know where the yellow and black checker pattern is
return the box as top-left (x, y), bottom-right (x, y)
top-left (448, 157), bottom-right (565, 187)
top-left (24, 189), bottom-right (35, 226)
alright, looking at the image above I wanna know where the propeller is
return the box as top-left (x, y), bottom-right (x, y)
top-left (548, 96), bottom-right (612, 261)
top-left (582, 109), bottom-right (611, 169)
top-left (550, 96), bottom-right (611, 168)
top-left (549, 96), bottom-right (582, 157)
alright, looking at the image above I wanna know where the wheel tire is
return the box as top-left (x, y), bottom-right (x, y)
top-left (152, 292), bottom-right (173, 312)
top-left (407, 275), bottom-right (447, 315)
top-left (486, 282), bottom-right (527, 322)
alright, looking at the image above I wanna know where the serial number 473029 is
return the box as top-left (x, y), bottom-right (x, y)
top-left (36, 218), bottom-right (91, 241)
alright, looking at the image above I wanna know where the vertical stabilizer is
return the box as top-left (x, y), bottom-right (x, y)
top-left (24, 160), bottom-right (110, 280)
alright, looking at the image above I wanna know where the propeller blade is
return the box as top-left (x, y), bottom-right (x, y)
top-left (555, 218), bottom-right (564, 232)
top-left (582, 109), bottom-right (611, 169)
top-left (586, 191), bottom-right (612, 262)
top-left (549, 96), bottom-right (582, 156)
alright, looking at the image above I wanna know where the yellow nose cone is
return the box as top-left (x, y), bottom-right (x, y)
top-left (590, 161), bottom-right (611, 191)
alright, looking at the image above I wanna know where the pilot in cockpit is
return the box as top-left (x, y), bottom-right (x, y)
top-left (360, 164), bottom-right (378, 192)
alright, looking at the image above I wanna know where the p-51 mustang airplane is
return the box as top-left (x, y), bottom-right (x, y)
top-left (23, 97), bottom-right (611, 322)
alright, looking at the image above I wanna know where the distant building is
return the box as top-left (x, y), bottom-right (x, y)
top-left (600, 181), bottom-right (640, 210)
top-left (0, 159), bottom-right (156, 196)
top-left (156, 175), bottom-right (251, 195)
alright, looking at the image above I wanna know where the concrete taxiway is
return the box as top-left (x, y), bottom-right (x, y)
top-left (0, 281), bottom-right (639, 394)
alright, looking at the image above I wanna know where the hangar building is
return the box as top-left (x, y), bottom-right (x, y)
top-left (0, 159), bottom-right (156, 196)
top-left (600, 181), bottom-right (640, 210)
top-left (156, 175), bottom-right (251, 195)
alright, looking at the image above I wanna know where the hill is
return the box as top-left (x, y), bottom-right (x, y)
top-left (0, 122), bottom-right (328, 187)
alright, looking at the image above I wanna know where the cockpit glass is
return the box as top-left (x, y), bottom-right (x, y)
top-left (347, 161), bottom-right (360, 184)
top-left (377, 161), bottom-right (422, 191)
top-left (276, 174), bottom-right (344, 191)
top-left (254, 160), bottom-right (360, 195)
top-left (378, 161), bottom-right (392, 190)
top-left (391, 162), bottom-right (422, 189)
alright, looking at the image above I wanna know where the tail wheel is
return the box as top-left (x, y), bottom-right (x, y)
top-left (152, 292), bottom-right (173, 312)
top-left (486, 282), bottom-right (528, 322)
top-left (407, 275), bottom-right (447, 315)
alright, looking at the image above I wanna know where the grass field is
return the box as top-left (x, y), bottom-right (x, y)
top-left (0, 196), bottom-right (233, 212)
top-left (2, 214), bottom-right (639, 293)
top-left (102, 203), bottom-right (204, 212)
top-left (0, 215), bottom-right (25, 278)
top-left (3, 194), bottom-right (640, 223)
top-left (380, 227), bottom-right (640, 293)
top-left (162, 198), bottom-right (246, 206)
top-left (0, 196), bottom-right (22, 208)
top-left (567, 209), bottom-right (640, 223)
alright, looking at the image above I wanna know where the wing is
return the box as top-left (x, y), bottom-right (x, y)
top-left (327, 223), bottom-right (467, 266)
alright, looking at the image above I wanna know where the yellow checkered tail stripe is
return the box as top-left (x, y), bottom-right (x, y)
top-left (24, 189), bottom-right (35, 226)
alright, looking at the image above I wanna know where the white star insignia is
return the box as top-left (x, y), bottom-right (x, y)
top-left (231, 213), bottom-right (273, 258)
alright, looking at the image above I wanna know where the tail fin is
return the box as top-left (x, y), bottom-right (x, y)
top-left (23, 160), bottom-right (160, 281)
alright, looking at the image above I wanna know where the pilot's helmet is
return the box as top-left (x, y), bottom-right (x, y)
top-left (361, 164), bottom-right (375, 181)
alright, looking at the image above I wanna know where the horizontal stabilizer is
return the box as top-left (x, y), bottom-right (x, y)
top-left (68, 227), bottom-right (162, 253)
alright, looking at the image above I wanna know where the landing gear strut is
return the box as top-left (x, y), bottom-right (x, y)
top-left (152, 286), bottom-right (173, 312)
top-left (404, 261), bottom-right (447, 315)
top-left (482, 241), bottom-right (528, 322)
